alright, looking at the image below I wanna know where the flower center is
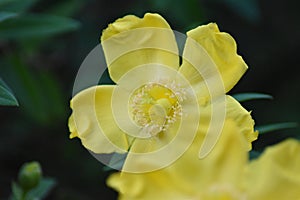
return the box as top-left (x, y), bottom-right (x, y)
top-left (130, 82), bottom-right (184, 137)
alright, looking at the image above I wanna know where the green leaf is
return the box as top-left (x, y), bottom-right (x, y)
top-left (11, 182), bottom-right (23, 200)
top-left (25, 178), bottom-right (56, 200)
top-left (232, 92), bottom-right (273, 102)
top-left (0, 13), bottom-right (80, 39)
top-left (0, 78), bottom-right (18, 106)
top-left (256, 122), bottom-right (298, 134)
top-left (1, 55), bottom-right (66, 124)
top-left (0, 0), bottom-right (39, 13)
top-left (0, 11), bottom-right (17, 22)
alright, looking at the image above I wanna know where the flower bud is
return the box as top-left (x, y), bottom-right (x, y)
top-left (18, 161), bottom-right (42, 191)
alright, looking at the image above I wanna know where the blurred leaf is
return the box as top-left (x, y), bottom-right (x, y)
top-left (232, 92), bottom-right (273, 102)
top-left (25, 178), bottom-right (56, 200)
top-left (1, 54), bottom-right (66, 124)
top-left (0, 77), bottom-right (18, 106)
top-left (0, 11), bottom-right (17, 22)
top-left (0, 14), bottom-right (80, 39)
top-left (220, 0), bottom-right (261, 23)
top-left (46, 0), bottom-right (85, 17)
top-left (11, 182), bottom-right (23, 200)
top-left (38, 71), bottom-right (66, 120)
top-left (256, 122), bottom-right (298, 134)
top-left (4, 55), bottom-right (50, 123)
top-left (0, 0), bottom-right (39, 12)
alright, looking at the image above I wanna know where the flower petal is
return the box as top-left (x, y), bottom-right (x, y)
top-left (107, 171), bottom-right (190, 200)
top-left (69, 85), bottom-right (130, 153)
top-left (175, 114), bottom-right (249, 191)
top-left (107, 114), bottom-right (249, 199)
top-left (179, 23), bottom-right (247, 96)
top-left (101, 13), bottom-right (179, 83)
top-left (225, 95), bottom-right (258, 150)
top-left (197, 95), bottom-right (257, 159)
top-left (245, 139), bottom-right (300, 200)
top-left (107, 97), bottom-right (255, 197)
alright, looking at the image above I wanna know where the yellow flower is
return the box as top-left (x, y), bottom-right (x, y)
top-left (68, 13), bottom-right (257, 172)
top-left (107, 128), bottom-right (300, 200)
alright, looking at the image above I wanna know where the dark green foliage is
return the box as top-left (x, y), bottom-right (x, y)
top-left (0, 14), bottom-right (80, 39)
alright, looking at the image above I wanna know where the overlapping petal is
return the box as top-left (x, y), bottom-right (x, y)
top-left (107, 108), bottom-right (250, 199)
top-left (107, 96), bottom-right (256, 197)
top-left (108, 127), bottom-right (300, 200)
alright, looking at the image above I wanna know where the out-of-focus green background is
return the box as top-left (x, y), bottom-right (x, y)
top-left (1, 0), bottom-right (299, 199)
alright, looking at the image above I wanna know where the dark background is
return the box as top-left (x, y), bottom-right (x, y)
top-left (1, 0), bottom-right (299, 199)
